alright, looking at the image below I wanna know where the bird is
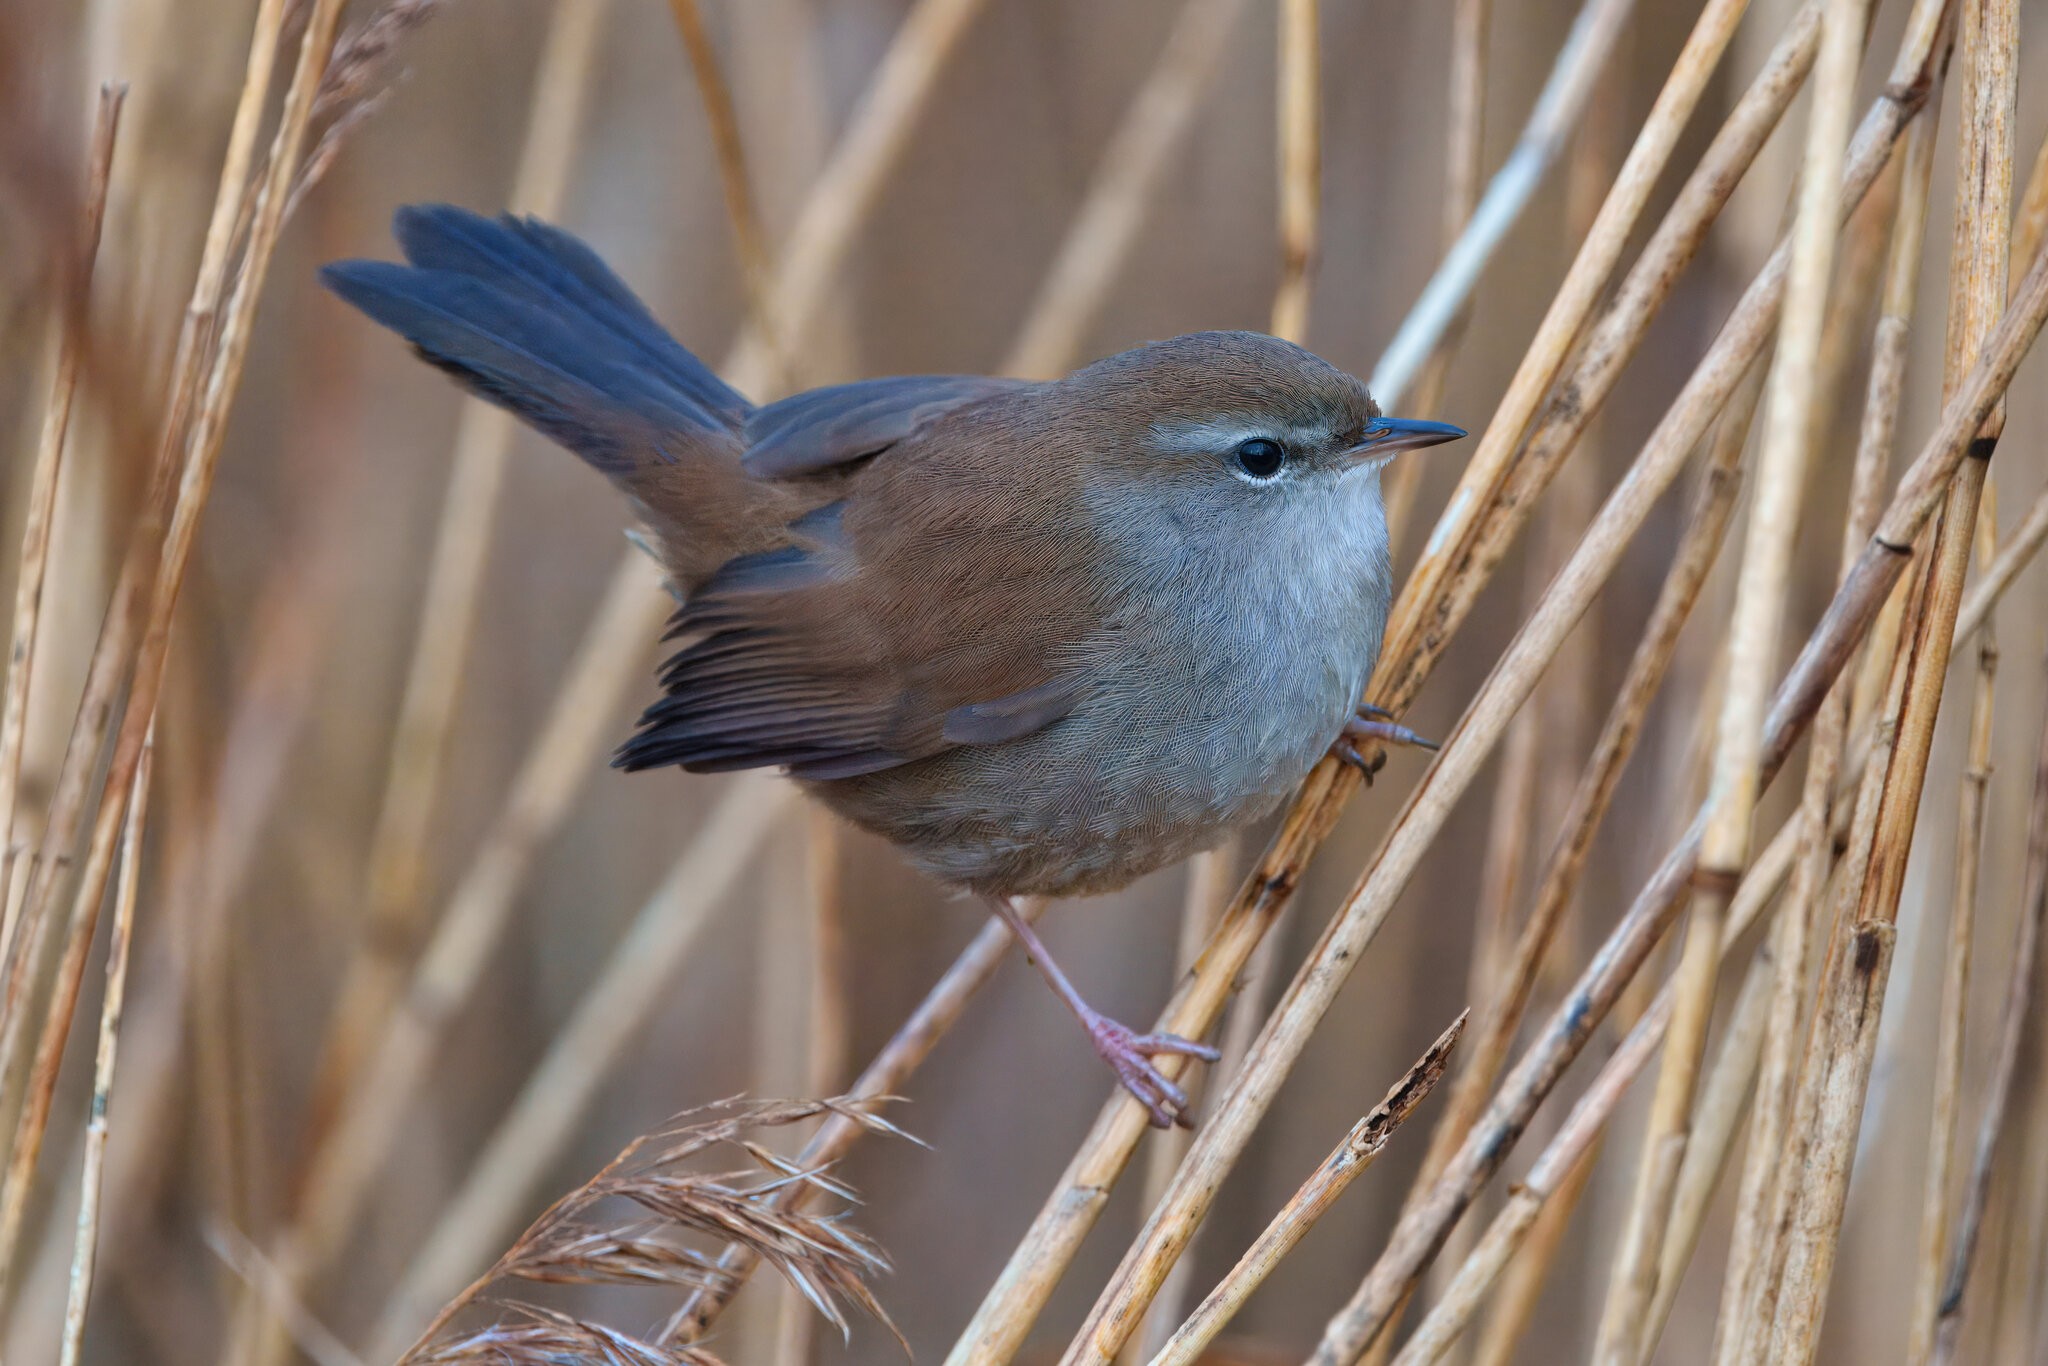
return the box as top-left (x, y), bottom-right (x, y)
top-left (322, 204), bottom-right (1466, 1127)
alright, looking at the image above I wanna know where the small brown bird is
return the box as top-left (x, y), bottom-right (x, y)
top-left (325, 205), bottom-right (1464, 1126)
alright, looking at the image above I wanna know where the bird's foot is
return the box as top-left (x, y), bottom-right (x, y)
top-left (1080, 1008), bottom-right (1220, 1129)
top-left (1332, 707), bottom-right (1439, 783)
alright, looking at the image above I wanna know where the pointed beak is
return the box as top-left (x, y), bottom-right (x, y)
top-left (1350, 416), bottom-right (1468, 459)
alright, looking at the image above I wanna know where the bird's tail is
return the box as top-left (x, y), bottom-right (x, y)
top-left (320, 204), bottom-right (751, 474)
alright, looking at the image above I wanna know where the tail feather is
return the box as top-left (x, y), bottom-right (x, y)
top-left (322, 204), bottom-right (751, 473)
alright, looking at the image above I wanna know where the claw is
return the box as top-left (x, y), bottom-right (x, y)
top-left (1332, 737), bottom-right (1387, 784)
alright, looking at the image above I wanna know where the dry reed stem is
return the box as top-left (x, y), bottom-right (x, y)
top-left (0, 84), bottom-right (124, 975)
top-left (668, 0), bottom-right (786, 381)
top-left (662, 903), bottom-right (1042, 1343)
top-left (1368, 0), bottom-right (1637, 407)
top-left (367, 776), bottom-right (795, 1355)
top-left (1001, 0), bottom-right (1249, 380)
top-left (1267, 0), bottom-right (1319, 344)
top-left (1144, 1012), bottom-right (1467, 1366)
top-left (1465, 1144), bottom-right (1595, 1366)
top-left (1909, 484), bottom-right (2000, 1362)
top-left (949, 8), bottom-right (1718, 1355)
top-left (1310, 59), bottom-right (2037, 1366)
top-left (804, 810), bottom-right (852, 1101)
top-left (0, 0), bottom-right (290, 1121)
top-left (1764, 8), bottom-right (2014, 1354)
top-left (300, 0), bottom-right (614, 1170)
top-left (1389, 806), bottom-right (1807, 1366)
top-left (1955, 476), bottom-right (2048, 640)
top-left (725, 0), bottom-right (990, 384)
top-left (1054, 18), bottom-right (1946, 1362)
top-left (1714, 59), bottom-right (1947, 1357)
top-left (1126, 845), bottom-right (1236, 1366)
top-left (56, 728), bottom-right (148, 1366)
top-left (0, 0), bottom-right (346, 1295)
top-left (1589, 1), bottom-right (1871, 1357)
top-left (1381, 0), bottom-right (1490, 555)
top-left (1637, 939), bottom-right (1777, 1351)
top-left (1928, 612), bottom-right (2048, 1364)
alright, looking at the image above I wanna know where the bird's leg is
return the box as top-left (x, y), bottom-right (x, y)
top-left (1331, 706), bottom-right (1440, 781)
top-left (985, 896), bottom-right (1219, 1128)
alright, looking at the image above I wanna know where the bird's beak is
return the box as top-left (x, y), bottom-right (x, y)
top-left (1349, 416), bottom-right (1468, 459)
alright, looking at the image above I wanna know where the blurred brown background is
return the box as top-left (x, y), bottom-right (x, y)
top-left (3, 0), bottom-right (2047, 1362)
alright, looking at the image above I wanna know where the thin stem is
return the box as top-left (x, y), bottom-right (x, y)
top-left (1002, 0), bottom-right (1250, 380)
top-left (1144, 1014), bottom-right (1465, 1366)
top-left (0, 85), bottom-right (125, 974)
top-left (1369, 0), bottom-right (1638, 407)
top-left (57, 730), bottom-right (150, 1366)
top-left (668, 0), bottom-right (788, 379)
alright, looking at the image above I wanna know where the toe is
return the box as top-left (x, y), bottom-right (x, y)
top-left (1134, 1033), bottom-right (1221, 1061)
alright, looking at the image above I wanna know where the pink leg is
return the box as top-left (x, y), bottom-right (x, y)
top-left (987, 897), bottom-right (1219, 1128)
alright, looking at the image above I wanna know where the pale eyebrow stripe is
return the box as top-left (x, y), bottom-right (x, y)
top-left (1147, 418), bottom-right (1331, 449)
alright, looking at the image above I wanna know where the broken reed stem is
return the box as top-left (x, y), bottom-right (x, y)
top-left (668, 0), bottom-right (787, 379)
top-left (1369, 0), bottom-right (1637, 407)
top-left (0, 84), bottom-right (125, 974)
top-left (299, 0), bottom-right (613, 1173)
top-left (1267, 0), bottom-right (1319, 343)
top-left (366, 776), bottom-right (794, 1357)
top-left (1932, 662), bottom-right (2048, 1363)
top-left (1054, 18), bottom-right (1949, 1365)
top-left (1313, 91), bottom-right (2043, 1366)
top-left (1382, 0), bottom-right (1490, 554)
top-left (56, 730), bottom-right (149, 1366)
top-left (1145, 1013), bottom-right (1467, 1366)
top-left (0, 0), bottom-right (347, 1295)
top-left (1391, 808), bottom-right (1807, 1366)
top-left (1591, 2), bottom-right (1871, 1359)
top-left (950, 8), bottom-right (1729, 1355)
top-left (1002, 0), bottom-right (1248, 379)
top-left (1765, 7), bottom-right (2013, 1357)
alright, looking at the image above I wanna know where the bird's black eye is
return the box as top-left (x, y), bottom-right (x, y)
top-left (1234, 437), bottom-right (1286, 479)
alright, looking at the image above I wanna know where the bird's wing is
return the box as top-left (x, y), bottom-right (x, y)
top-left (741, 376), bottom-right (1027, 476)
top-left (619, 385), bottom-right (1109, 780)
